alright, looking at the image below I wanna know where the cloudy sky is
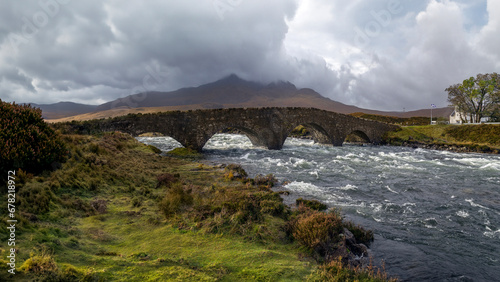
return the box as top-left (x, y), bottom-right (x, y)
top-left (0, 0), bottom-right (499, 111)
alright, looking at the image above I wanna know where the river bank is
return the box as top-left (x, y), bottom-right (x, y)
top-left (1, 132), bottom-right (392, 281)
top-left (389, 139), bottom-right (499, 154)
top-left (382, 124), bottom-right (500, 154)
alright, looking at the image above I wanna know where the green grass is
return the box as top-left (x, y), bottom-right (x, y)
top-left (446, 124), bottom-right (500, 146)
top-left (0, 132), bottom-right (393, 281)
top-left (383, 124), bottom-right (500, 153)
top-left (54, 203), bottom-right (314, 281)
top-left (167, 147), bottom-right (204, 158)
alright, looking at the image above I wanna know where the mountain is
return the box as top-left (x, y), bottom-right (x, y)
top-left (41, 75), bottom-right (454, 122)
top-left (95, 74), bottom-right (264, 112)
top-left (31, 102), bottom-right (98, 119)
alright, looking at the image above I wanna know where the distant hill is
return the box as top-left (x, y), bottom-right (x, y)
top-left (31, 102), bottom-right (98, 119)
top-left (38, 74), bottom-right (453, 122)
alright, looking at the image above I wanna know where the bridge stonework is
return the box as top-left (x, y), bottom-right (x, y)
top-left (92, 107), bottom-right (399, 151)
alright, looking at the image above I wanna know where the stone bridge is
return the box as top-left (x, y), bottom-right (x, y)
top-left (76, 107), bottom-right (399, 151)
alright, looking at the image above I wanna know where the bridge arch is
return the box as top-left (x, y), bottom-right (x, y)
top-left (344, 130), bottom-right (371, 144)
top-left (131, 130), bottom-right (188, 150)
top-left (202, 125), bottom-right (267, 150)
top-left (286, 123), bottom-right (332, 145)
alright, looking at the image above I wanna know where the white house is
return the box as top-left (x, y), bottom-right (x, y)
top-left (449, 107), bottom-right (491, 124)
top-left (449, 108), bottom-right (465, 124)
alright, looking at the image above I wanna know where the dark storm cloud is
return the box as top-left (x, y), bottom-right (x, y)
top-left (0, 0), bottom-right (498, 111)
top-left (0, 0), bottom-right (300, 104)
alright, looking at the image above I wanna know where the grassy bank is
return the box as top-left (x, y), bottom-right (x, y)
top-left (383, 124), bottom-right (500, 154)
top-left (1, 132), bottom-right (393, 281)
top-left (349, 113), bottom-right (436, 126)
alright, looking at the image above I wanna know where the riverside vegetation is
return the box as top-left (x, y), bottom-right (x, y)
top-left (383, 124), bottom-right (500, 154)
top-left (0, 101), bottom-right (394, 281)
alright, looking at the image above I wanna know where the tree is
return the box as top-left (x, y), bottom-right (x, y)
top-left (446, 73), bottom-right (500, 123)
top-left (0, 100), bottom-right (66, 175)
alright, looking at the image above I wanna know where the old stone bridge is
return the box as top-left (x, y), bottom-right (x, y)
top-left (78, 107), bottom-right (399, 151)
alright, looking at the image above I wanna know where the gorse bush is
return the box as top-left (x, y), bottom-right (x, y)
top-left (0, 100), bottom-right (66, 175)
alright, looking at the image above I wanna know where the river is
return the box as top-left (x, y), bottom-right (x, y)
top-left (137, 134), bottom-right (500, 281)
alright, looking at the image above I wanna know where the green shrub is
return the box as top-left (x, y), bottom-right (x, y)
top-left (159, 184), bottom-right (193, 217)
top-left (224, 164), bottom-right (248, 180)
top-left (296, 198), bottom-right (328, 211)
top-left (60, 264), bottom-right (81, 280)
top-left (18, 182), bottom-right (54, 214)
top-left (21, 250), bottom-right (58, 276)
top-left (343, 221), bottom-right (374, 246)
top-left (167, 147), bottom-right (202, 158)
top-left (290, 125), bottom-right (310, 137)
top-left (291, 209), bottom-right (343, 257)
top-left (147, 144), bottom-right (162, 154)
top-left (235, 195), bottom-right (261, 222)
top-left (312, 256), bottom-right (396, 282)
top-left (0, 100), bottom-right (66, 176)
top-left (60, 196), bottom-right (94, 217)
top-left (293, 211), bottom-right (342, 249)
top-left (260, 200), bottom-right (286, 216)
top-left (253, 174), bottom-right (278, 187)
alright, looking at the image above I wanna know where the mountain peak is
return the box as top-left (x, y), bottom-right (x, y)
top-left (221, 73), bottom-right (243, 82)
top-left (209, 74), bottom-right (264, 90)
top-left (266, 80), bottom-right (297, 91)
top-left (215, 74), bottom-right (247, 84)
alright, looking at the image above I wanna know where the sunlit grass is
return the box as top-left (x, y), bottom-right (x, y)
top-left (384, 124), bottom-right (500, 152)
